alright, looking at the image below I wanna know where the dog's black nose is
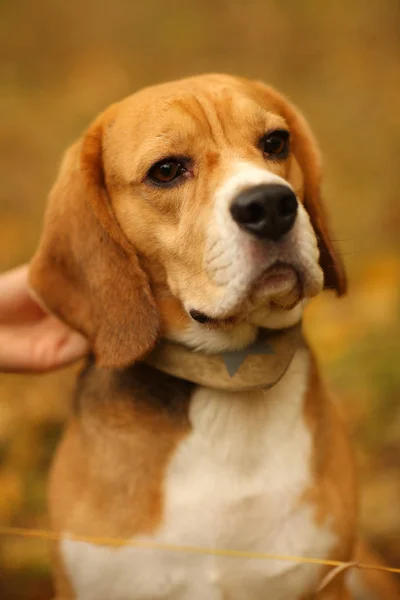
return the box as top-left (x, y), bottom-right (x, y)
top-left (230, 184), bottom-right (298, 241)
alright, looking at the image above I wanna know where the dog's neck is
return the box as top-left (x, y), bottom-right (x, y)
top-left (144, 323), bottom-right (303, 392)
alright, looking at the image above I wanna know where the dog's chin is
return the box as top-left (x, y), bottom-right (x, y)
top-left (202, 264), bottom-right (305, 327)
top-left (167, 268), bottom-right (306, 354)
top-left (251, 263), bottom-right (301, 307)
top-left (166, 261), bottom-right (322, 353)
top-left (170, 301), bottom-right (304, 354)
top-left (247, 263), bottom-right (306, 329)
top-left (249, 301), bottom-right (305, 330)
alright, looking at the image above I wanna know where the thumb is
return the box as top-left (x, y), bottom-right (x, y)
top-left (0, 318), bottom-right (90, 373)
top-left (50, 328), bottom-right (90, 369)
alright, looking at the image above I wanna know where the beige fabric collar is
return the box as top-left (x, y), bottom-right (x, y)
top-left (144, 323), bottom-right (303, 392)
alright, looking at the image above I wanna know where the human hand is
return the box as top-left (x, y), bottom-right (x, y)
top-left (0, 264), bottom-right (89, 372)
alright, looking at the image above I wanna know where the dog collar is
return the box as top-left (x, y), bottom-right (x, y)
top-left (144, 323), bottom-right (303, 392)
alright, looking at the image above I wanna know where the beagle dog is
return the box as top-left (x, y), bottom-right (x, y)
top-left (29, 74), bottom-right (400, 600)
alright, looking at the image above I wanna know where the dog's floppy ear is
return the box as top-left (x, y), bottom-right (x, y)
top-left (252, 81), bottom-right (347, 296)
top-left (29, 117), bottom-right (160, 368)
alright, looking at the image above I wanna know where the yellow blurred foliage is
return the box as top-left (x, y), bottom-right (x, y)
top-left (306, 254), bottom-right (400, 363)
top-left (0, 469), bottom-right (22, 522)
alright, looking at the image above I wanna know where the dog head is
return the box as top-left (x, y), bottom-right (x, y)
top-left (29, 74), bottom-right (346, 366)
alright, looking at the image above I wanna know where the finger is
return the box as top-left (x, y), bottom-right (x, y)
top-left (0, 319), bottom-right (90, 373)
top-left (52, 330), bottom-right (90, 369)
top-left (0, 264), bottom-right (44, 323)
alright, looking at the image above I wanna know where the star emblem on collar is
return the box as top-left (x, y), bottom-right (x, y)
top-left (221, 338), bottom-right (274, 377)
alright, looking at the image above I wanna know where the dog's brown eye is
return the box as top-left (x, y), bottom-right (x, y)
top-left (262, 130), bottom-right (289, 159)
top-left (148, 159), bottom-right (185, 184)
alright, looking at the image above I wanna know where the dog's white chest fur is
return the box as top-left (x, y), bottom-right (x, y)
top-left (62, 350), bottom-right (336, 599)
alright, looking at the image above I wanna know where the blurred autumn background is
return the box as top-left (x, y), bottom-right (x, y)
top-left (1, 0), bottom-right (400, 598)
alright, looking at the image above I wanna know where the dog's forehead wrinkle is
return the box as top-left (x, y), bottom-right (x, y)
top-left (112, 80), bottom-right (287, 157)
top-left (105, 91), bottom-right (295, 194)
